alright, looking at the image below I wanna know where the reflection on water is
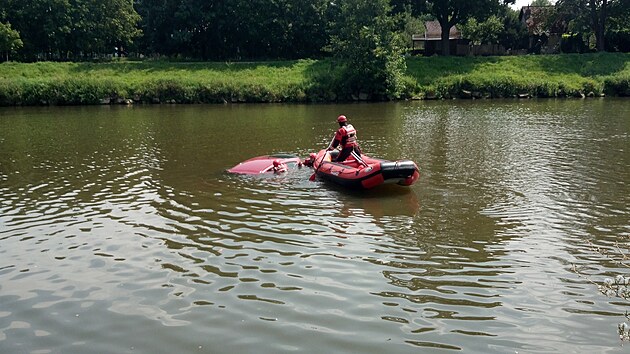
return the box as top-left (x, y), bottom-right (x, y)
top-left (0, 100), bottom-right (629, 353)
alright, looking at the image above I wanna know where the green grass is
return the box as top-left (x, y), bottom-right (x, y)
top-left (405, 52), bottom-right (630, 98)
top-left (1, 53), bottom-right (630, 106)
top-left (0, 59), bottom-right (340, 105)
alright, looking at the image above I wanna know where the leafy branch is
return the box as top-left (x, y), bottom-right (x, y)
top-left (573, 235), bottom-right (630, 342)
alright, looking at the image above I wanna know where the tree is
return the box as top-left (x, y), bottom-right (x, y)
top-left (281, 0), bottom-right (330, 59)
top-left (2, 0), bottom-right (72, 60)
top-left (135, 0), bottom-right (331, 60)
top-left (590, 0), bottom-right (608, 51)
top-left (390, 0), bottom-right (429, 16)
top-left (605, 0), bottom-right (630, 51)
top-left (497, 6), bottom-right (529, 51)
top-left (460, 15), bottom-right (504, 45)
top-left (68, 0), bottom-right (141, 58)
top-left (423, 0), bottom-right (515, 55)
top-left (606, 0), bottom-right (630, 32)
top-left (557, 0), bottom-right (616, 51)
top-left (134, 0), bottom-right (182, 57)
top-left (329, 0), bottom-right (407, 99)
top-left (524, 2), bottom-right (558, 37)
top-left (0, 22), bottom-right (23, 61)
top-left (2, 0), bottom-right (141, 60)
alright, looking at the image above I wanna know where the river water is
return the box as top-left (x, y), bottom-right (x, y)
top-left (0, 99), bottom-right (629, 353)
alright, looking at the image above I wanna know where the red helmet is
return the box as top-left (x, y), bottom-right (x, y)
top-left (337, 115), bottom-right (347, 123)
top-left (273, 159), bottom-right (281, 167)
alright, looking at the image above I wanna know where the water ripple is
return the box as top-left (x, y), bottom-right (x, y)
top-left (1, 102), bottom-right (629, 353)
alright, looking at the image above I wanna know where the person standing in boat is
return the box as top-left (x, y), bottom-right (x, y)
top-left (328, 115), bottom-right (362, 162)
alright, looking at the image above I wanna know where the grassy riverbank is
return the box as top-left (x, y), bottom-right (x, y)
top-left (1, 53), bottom-right (629, 105)
top-left (407, 53), bottom-right (630, 99)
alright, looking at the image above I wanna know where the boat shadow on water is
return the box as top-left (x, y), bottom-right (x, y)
top-left (220, 167), bottom-right (420, 219)
top-left (320, 180), bottom-right (421, 218)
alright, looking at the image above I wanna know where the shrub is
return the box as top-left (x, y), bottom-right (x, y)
top-left (603, 76), bottom-right (630, 96)
top-left (329, 0), bottom-right (407, 100)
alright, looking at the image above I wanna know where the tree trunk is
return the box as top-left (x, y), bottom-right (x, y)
top-left (597, 0), bottom-right (608, 51)
top-left (589, 0), bottom-right (607, 52)
top-left (440, 20), bottom-right (451, 56)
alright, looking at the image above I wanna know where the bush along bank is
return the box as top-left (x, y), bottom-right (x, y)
top-left (0, 78), bottom-right (317, 106)
top-left (0, 59), bottom-right (337, 106)
top-left (405, 53), bottom-right (630, 100)
top-left (5, 75), bottom-right (628, 106)
top-left (413, 75), bottom-right (613, 100)
top-left (1, 54), bottom-right (630, 106)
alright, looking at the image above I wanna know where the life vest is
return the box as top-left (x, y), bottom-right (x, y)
top-left (336, 124), bottom-right (358, 148)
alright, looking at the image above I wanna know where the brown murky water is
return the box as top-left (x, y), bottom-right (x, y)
top-left (1, 99), bottom-right (629, 353)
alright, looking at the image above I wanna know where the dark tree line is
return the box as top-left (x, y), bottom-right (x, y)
top-left (2, 0), bottom-right (630, 62)
top-left (557, 0), bottom-right (630, 52)
top-left (0, 0), bottom-right (336, 61)
top-left (135, 0), bottom-right (333, 60)
top-left (1, 0), bottom-right (140, 60)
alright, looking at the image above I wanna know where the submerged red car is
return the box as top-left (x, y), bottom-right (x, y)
top-left (227, 154), bottom-right (303, 174)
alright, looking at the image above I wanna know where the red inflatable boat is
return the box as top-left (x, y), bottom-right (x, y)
top-left (306, 149), bottom-right (420, 189)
